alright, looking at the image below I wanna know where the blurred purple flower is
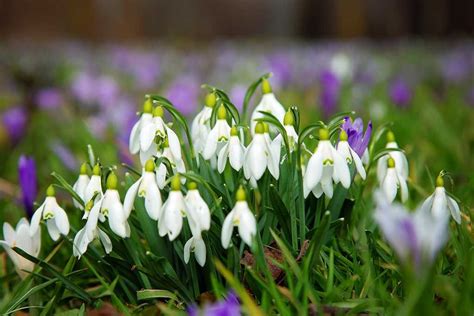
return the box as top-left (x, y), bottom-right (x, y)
top-left (341, 117), bottom-right (372, 157)
top-left (35, 88), bottom-right (64, 109)
top-left (50, 142), bottom-right (77, 170)
top-left (266, 52), bottom-right (293, 88)
top-left (18, 155), bottom-right (37, 217)
top-left (167, 75), bottom-right (200, 116)
top-left (188, 292), bottom-right (240, 316)
top-left (389, 79), bottom-right (412, 107)
top-left (439, 51), bottom-right (472, 83)
top-left (95, 76), bottom-right (120, 107)
top-left (319, 69), bottom-right (341, 118)
top-left (229, 84), bottom-right (246, 111)
top-left (2, 107), bottom-right (27, 143)
top-left (71, 72), bottom-right (97, 104)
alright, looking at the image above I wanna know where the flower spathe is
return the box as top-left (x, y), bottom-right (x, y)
top-left (203, 105), bottom-right (231, 160)
top-left (336, 130), bottom-right (366, 180)
top-left (0, 218), bottom-right (41, 278)
top-left (191, 93), bottom-right (215, 154)
top-left (250, 79), bottom-right (286, 135)
top-left (243, 122), bottom-right (281, 181)
top-left (217, 126), bottom-right (245, 173)
top-left (303, 128), bottom-right (350, 199)
top-left (30, 185), bottom-right (70, 241)
top-left (72, 163), bottom-right (90, 210)
top-left (221, 187), bottom-right (256, 249)
top-left (124, 159), bottom-right (162, 220)
top-left (421, 176), bottom-right (461, 224)
top-left (129, 98), bottom-right (153, 154)
top-left (159, 175), bottom-right (186, 241)
top-left (379, 157), bottom-right (409, 203)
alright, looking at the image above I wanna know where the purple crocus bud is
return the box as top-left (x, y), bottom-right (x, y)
top-left (341, 117), bottom-right (372, 157)
top-left (319, 69), bottom-right (341, 118)
top-left (35, 88), bottom-right (64, 109)
top-left (389, 79), bottom-right (412, 108)
top-left (188, 291), bottom-right (240, 316)
top-left (18, 155), bottom-right (37, 217)
top-left (167, 75), bottom-right (200, 116)
top-left (373, 191), bottom-right (448, 273)
top-left (1, 107), bottom-right (28, 143)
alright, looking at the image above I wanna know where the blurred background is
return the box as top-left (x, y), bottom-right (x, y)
top-left (0, 1), bottom-right (473, 223)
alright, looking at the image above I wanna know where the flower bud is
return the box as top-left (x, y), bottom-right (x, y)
top-left (205, 93), bottom-right (216, 108)
top-left (261, 78), bottom-right (272, 94)
top-left (283, 110), bottom-right (294, 126)
top-left (387, 131), bottom-right (396, 143)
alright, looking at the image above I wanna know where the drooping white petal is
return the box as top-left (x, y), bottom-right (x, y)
top-left (217, 142), bottom-right (230, 173)
top-left (124, 178), bottom-right (141, 218)
top-left (431, 188), bottom-right (447, 219)
top-left (237, 203), bottom-right (257, 247)
top-left (184, 237), bottom-right (192, 264)
top-left (303, 149), bottom-right (323, 197)
top-left (140, 121), bottom-right (158, 152)
top-left (46, 220), bottom-right (61, 241)
top-left (84, 175), bottom-right (102, 204)
top-left (228, 137), bottom-right (244, 171)
top-left (194, 237), bottom-right (206, 267)
top-left (221, 210), bottom-right (235, 249)
top-left (383, 168), bottom-right (398, 203)
top-left (349, 147), bottom-right (366, 179)
top-left (129, 120), bottom-right (141, 154)
top-left (166, 126), bottom-right (182, 160)
top-left (52, 203), bottom-right (70, 236)
top-left (202, 127), bottom-right (218, 160)
top-left (143, 173), bottom-right (162, 220)
top-left (246, 135), bottom-right (267, 180)
top-left (377, 156), bottom-right (388, 184)
top-left (447, 196), bottom-right (461, 224)
top-left (73, 174), bottom-right (90, 209)
top-left (98, 229), bottom-right (113, 254)
top-left (398, 174), bottom-right (409, 203)
top-left (331, 147), bottom-right (350, 188)
top-left (3, 223), bottom-right (15, 245)
top-left (104, 191), bottom-right (127, 238)
top-left (30, 202), bottom-right (45, 236)
top-left (321, 167), bottom-right (334, 198)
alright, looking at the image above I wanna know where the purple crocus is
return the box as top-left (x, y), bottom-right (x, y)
top-left (319, 69), bottom-right (341, 118)
top-left (188, 292), bottom-right (240, 316)
top-left (1, 107), bottom-right (28, 143)
top-left (18, 155), bottom-right (38, 217)
top-left (389, 79), bottom-right (412, 108)
top-left (373, 191), bottom-right (448, 272)
top-left (35, 88), bottom-right (64, 109)
top-left (341, 117), bottom-right (372, 157)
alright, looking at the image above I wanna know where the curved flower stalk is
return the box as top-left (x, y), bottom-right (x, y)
top-left (155, 138), bottom-right (186, 189)
top-left (221, 186), bottom-right (257, 249)
top-left (129, 98), bottom-right (154, 154)
top-left (244, 122), bottom-right (281, 181)
top-left (30, 185), bottom-right (70, 241)
top-left (336, 130), bottom-right (366, 180)
top-left (374, 190), bottom-right (448, 271)
top-left (72, 163), bottom-right (90, 210)
top-left (73, 200), bottom-right (112, 258)
top-left (159, 175), bottom-right (187, 241)
top-left (191, 93), bottom-right (215, 155)
top-left (91, 172), bottom-right (130, 238)
top-left (377, 131), bottom-right (409, 180)
top-left (1, 218), bottom-right (41, 279)
top-left (379, 157), bottom-right (408, 203)
top-left (217, 125), bottom-right (245, 173)
top-left (203, 105), bottom-right (231, 160)
top-left (303, 128), bottom-right (350, 198)
top-left (83, 164), bottom-right (104, 215)
top-left (250, 79), bottom-right (286, 135)
top-left (421, 175), bottom-right (461, 224)
top-left (124, 159), bottom-right (162, 220)
top-left (341, 116), bottom-right (372, 159)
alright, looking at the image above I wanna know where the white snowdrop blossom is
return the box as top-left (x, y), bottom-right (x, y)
top-left (274, 110), bottom-right (299, 153)
top-left (155, 137), bottom-right (186, 189)
top-left (217, 126), bottom-right (245, 173)
top-left (336, 130), bottom-right (366, 180)
top-left (377, 131), bottom-right (409, 181)
top-left (421, 175), bottom-right (461, 224)
top-left (183, 234), bottom-right (206, 267)
top-left (83, 164), bottom-right (104, 216)
top-left (129, 98), bottom-right (154, 154)
top-left (159, 176), bottom-right (187, 241)
top-left (72, 163), bottom-right (90, 210)
top-left (379, 157), bottom-right (409, 203)
top-left (124, 159), bottom-right (162, 220)
top-left (221, 187), bottom-right (257, 249)
top-left (203, 105), bottom-right (231, 160)
top-left (250, 79), bottom-right (286, 135)
top-left (244, 122), bottom-right (281, 181)
top-left (30, 185), bottom-right (70, 241)
top-left (1, 218), bottom-right (41, 278)
top-left (303, 128), bottom-right (351, 199)
top-left (191, 93), bottom-right (215, 154)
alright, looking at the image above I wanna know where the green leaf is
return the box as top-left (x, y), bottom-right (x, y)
top-left (51, 171), bottom-right (84, 208)
top-left (137, 289), bottom-right (178, 301)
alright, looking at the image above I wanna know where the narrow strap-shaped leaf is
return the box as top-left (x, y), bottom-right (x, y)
top-left (51, 172), bottom-right (84, 208)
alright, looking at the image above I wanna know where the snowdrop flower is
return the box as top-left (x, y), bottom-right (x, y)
top-left (374, 190), bottom-right (448, 271)
top-left (159, 175), bottom-right (186, 241)
top-left (217, 126), bottom-right (245, 173)
top-left (185, 182), bottom-right (211, 232)
top-left (379, 157), bottom-right (408, 203)
top-left (221, 186), bottom-right (256, 249)
top-left (336, 130), bottom-right (366, 180)
top-left (94, 173), bottom-right (130, 238)
top-left (303, 128), bottom-right (350, 198)
top-left (73, 200), bottom-right (112, 258)
top-left (250, 79), bottom-right (286, 135)
top-left (183, 233), bottom-right (206, 267)
top-left (203, 105), bottom-right (231, 160)
top-left (83, 164), bottom-right (103, 213)
top-left (155, 137), bottom-right (186, 189)
top-left (274, 110), bottom-right (299, 153)
top-left (123, 159), bottom-right (162, 220)
top-left (129, 98), bottom-right (153, 154)
top-left (244, 122), bottom-right (280, 181)
top-left (421, 175), bottom-right (461, 224)
top-left (191, 93), bottom-right (215, 154)
top-left (1, 218), bottom-right (41, 278)
top-left (72, 163), bottom-right (90, 210)
top-left (377, 131), bottom-right (409, 181)
top-left (30, 185), bottom-right (70, 241)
